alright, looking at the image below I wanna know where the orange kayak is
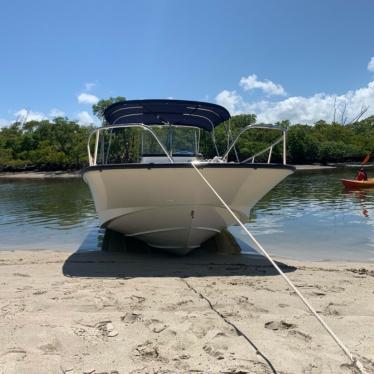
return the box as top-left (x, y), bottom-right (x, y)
top-left (341, 178), bottom-right (374, 188)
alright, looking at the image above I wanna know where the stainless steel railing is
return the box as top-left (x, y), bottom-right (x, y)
top-left (87, 124), bottom-right (174, 166)
top-left (222, 124), bottom-right (287, 164)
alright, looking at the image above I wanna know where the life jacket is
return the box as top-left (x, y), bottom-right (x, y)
top-left (357, 171), bottom-right (367, 181)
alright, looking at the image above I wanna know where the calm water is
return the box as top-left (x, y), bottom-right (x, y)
top-left (0, 178), bottom-right (97, 250)
top-left (1, 169), bottom-right (374, 261)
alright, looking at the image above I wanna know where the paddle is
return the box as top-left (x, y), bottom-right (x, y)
top-left (361, 153), bottom-right (370, 165)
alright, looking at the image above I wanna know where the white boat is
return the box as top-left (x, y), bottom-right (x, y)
top-left (83, 99), bottom-right (294, 254)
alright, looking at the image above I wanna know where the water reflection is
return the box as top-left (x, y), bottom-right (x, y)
top-left (1, 169), bottom-right (374, 261)
top-left (0, 178), bottom-right (98, 250)
top-left (239, 169), bottom-right (374, 261)
top-left (341, 188), bottom-right (374, 217)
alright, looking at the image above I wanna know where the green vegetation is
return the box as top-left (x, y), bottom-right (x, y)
top-left (0, 118), bottom-right (93, 171)
top-left (209, 114), bottom-right (374, 164)
top-left (92, 96), bottom-right (126, 121)
top-left (1, 98), bottom-right (374, 171)
top-left (286, 117), bottom-right (374, 164)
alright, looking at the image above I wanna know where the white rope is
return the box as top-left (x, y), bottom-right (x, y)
top-left (191, 161), bottom-right (366, 374)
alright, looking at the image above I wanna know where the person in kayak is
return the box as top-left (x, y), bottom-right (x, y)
top-left (356, 167), bottom-right (368, 181)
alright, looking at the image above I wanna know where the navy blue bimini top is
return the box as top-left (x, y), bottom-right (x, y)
top-left (103, 99), bottom-right (231, 132)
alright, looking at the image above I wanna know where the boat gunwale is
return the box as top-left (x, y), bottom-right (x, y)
top-left (81, 163), bottom-right (296, 176)
top-left (340, 178), bottom-right (374, 188)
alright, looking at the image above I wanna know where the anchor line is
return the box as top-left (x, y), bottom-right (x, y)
top-left (190, 161), bottom-right (366, 374)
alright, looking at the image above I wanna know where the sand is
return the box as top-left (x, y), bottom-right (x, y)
top-left (0, 249), bottom-right (373, 374)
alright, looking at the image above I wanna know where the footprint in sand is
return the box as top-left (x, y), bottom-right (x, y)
top-left (264, 320), bottom-right (296, 331)
top-left (237, 297), bottom-right (269, 313)
top-left (223, 362), bottom-right (270, 373)
top-left (312, 291), bottom-right (326, 296)
top-left (145, 319), bottom-right (168, 333)
top-left (38, 341), bottom-right (60, 355)
top-left (129, 369), bottom-right (172, 374)
top-left (323, 302), bottom-right (347, 316)
top-left (72, 326), bottom-right (87, 337)
top-left (132, 341), bottom-right (159, 361)
top-left (278, 303), bottom-right (289, 308)
top-left (1, 347), bottom-right (27, 361)
top-left (329, 286), bottom-right (345, 293)
top-left (72, 320), bottom-right (118, 341)
top-left (131, 295), bottom-right (146, 303)
top-left (12, 273), bottom-right (30, 277)
top-left (202, 329), bottom-right (229, 360)
top-left (176, 299), bottom-right (193, 306)
top-left (348, 267), bottom-right (374, 277)
top-left (1, 303), bottom-right (25, 318)
top-left (33, 290), bottom-right (47, 295)
top-left (16, 285), bottom-right (32, 292)
top-left (96, 321), bottom-right (119, 337)
top-left (120, 312), bottom-right (142, 324)
top-left (203, 343), bottom-right (225, 360)
top-left (288, 329), bottom-right (312, 343)
top-left (189, 320), bottom-right (216, 339)
top-left (178, 354), bottom-right (191, 360)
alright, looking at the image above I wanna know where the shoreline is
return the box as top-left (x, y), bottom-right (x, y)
top-left (1, 247), bottom-right (374, 271)
top-left (1, 246), bottom-right (374, 264)
top-left (0, 165), bottom-right (336, 179)
top-left (0, 170), bottom-right (81, 179)
top-left (293, 164), bottom-right (336, 170)
top-left (0, 249), bottom-right (373, 373)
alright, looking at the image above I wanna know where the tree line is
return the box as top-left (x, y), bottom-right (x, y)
top-left (0, 97), bottom-right (373, 171)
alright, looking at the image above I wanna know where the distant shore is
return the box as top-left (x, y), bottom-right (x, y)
top-left (0, 249), bottom-right (372, 373)
top-left (0, 164), bottom-right (337, 179)
top-left (0, 171), bottom-right (81, 179)
top-left (293, 164), bottom-right (336, 170)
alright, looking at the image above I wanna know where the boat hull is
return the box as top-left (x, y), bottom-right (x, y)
top-left (83, 163), bottom-right (294, 254)
top-left (341, 178), bottom-right (374, 188)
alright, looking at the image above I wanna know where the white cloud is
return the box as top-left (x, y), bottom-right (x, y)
top-left (77, 111), bottom-right (94, 126)
top-left (84, 82), bottom-right (96, 91)
top-left (215, 90), bottom-right (244, 114)
top-left (14, 109), bottom-right (48, 122)
top-left (0, 107), bottom-right (96, 127)
top-left (368, 57), bottom-right (374, 72)
top-left (239, 74), bottom-right (286, 96)
top-left (216, 81), bottom-right (374, 124)
top-left (49, 108), bottom-right (65, 118)
top-left (78, 92), bottom-right (99, 105)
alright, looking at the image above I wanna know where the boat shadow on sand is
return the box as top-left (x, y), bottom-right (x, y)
top-left (62, 232), bottom-right (296, 279)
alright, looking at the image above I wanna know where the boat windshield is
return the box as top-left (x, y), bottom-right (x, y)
top-left (141, 126), bottom-right (199, 156)
top-left (95, 125), bottom-right (200, 164)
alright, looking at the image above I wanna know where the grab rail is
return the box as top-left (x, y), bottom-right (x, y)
top-left (222, 124), bottom-right (287, 165)
top-left (242, 135), bottom-right (284, 164)
top-left (87, 124), bottom-right (174, 166)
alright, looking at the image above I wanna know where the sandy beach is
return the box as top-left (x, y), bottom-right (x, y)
top-left (0, 249), bottom-right (373, 374)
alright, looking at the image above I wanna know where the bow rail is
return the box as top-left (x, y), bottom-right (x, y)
top-left (222, 124), bottom-right (287, 165)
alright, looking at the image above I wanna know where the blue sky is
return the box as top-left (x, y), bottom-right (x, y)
top-left (1, 0), bottom-right (374, 126)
